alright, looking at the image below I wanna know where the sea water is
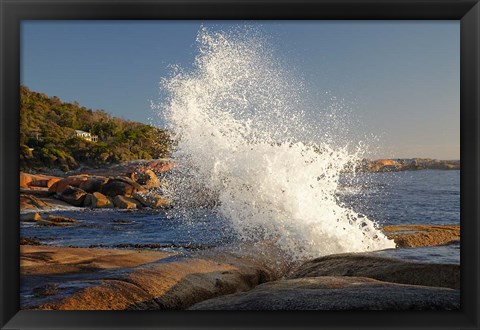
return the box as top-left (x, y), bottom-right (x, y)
top-left (338, 169), bottom-right (460, 226)
top-left (20, 170), bottom-right (460, 263)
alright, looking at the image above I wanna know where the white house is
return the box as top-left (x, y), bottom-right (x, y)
top-left (74, 130), bottom-right (98, 142)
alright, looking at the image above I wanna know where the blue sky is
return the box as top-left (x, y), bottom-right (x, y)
top-left (21, 21), bottom-right (459, 159)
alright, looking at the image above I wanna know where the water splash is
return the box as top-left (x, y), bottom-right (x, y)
top-left (158, 27), bottom-right (395, 260)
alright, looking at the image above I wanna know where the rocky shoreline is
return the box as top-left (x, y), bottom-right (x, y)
top-left (20, 161), bottom-right (173, 213)
top-left (20, 225), bottom-right (460, 310)
top-left (20, 157), bottom-right (460, 214)
top-left (19, 160), bottom-right (460, 310)
top-left (20, 224), bottom-right (460, 310)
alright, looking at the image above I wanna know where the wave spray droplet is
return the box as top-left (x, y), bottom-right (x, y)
top-left (159, 27), bottom-right (395, 260)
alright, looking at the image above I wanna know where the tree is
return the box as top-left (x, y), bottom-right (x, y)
top-left (20, 85), bottom-right (172, 171)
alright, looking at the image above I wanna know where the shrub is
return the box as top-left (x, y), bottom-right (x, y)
top-left (20, 85), bottom-right (172, 171)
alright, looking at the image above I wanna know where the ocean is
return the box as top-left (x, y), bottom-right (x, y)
top-left (20, 169), bottom-right (460, 264)
top-left (339, 169), bottom-right (460, 226)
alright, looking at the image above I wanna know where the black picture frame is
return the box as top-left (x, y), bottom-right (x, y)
top-left (1, 0), bottom-right (479, 329)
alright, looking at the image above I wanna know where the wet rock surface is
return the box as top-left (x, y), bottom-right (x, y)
top-left (20, 244), bottom-right (284, 310)
top-left (19, 244), bottom-right (460, 310)
top-left (20, 245), bottom-right (174, 276)
top-left (383, 225), bottom-right (460, 248)
top-left (288, 253), bottom-right (459, 289)
top-left (189, 276), bottom-right (460, 310)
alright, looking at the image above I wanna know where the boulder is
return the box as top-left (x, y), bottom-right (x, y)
top-left (46, 215), bottom-right (77, 223)
top-left (46, 177), bottom-right (62, 188)
top-left (114, 176), bottom-right (145, 190)
top-left (48, 181), bottom-right (61, 194)
top-left (59, 186), bottom-right (87, 207)
top-left (20, 172), bottom-right (35, 187)
top-left (189, 276), bottom-right (459, 310)
top-left (375, 159), bottom-right (399, 167)
top-left (383, 225), bottom-right (460, 248)
top-left (20, 194), bottom-right (51, 211)
top-left (90, 192), bottom-right (113, 208)
top-left (20, 173), bottom-right (52, 187)
top-left (133, 192), bottom-right (170, 208)
top-left (37, 219), bottom-right (71, 227)
top-left (112, 219), bottom-right (133, 224)
top-left (84, 193), bottom-right (93, 207)
top-left (100, 177), bottom-right (144, 197)
top-left (30, 179), bottom-right (50, 188)
top-left (100, 180), bottom-right (134, 197)
top-left (20, 237), bottom-right (42, 246)
top-left (40, 197), bottom-right (76, 209)
top-left (289, 253), bottom-right (459, 289)
top-left (49, 175), bottom-right (90, 194)
top-left (20, 173), bottom-right (61, 189)
top-left (31, 177), bottom-right (62, 188)
top-left (114, 195), bottom-right (141, 209)
top-left (149, 160), bottom-right (176, 172)
top-left (35, 216), bottom-right (77, 227)
top-left (132, 170), bottom-right (160, 188)
top-left (369, 159), bottom-right (401, 172)
top-left (20, 212), bottom-right (43, 222)
top-left (79, 176), bottom-right (109, 193)
top-left (19, 187), bottom-right (53, 197)
top-left (32, 283), bottom-right (59, 297)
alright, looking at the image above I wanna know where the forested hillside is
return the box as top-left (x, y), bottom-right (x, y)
top-left (20, 86), bottom-right (172, 172)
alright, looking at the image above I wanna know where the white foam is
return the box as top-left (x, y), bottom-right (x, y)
top-left (157, 27), bottom-right (395, 260)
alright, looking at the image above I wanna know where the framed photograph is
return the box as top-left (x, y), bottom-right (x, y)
top-left (1, 0), bottom-right (479, 329)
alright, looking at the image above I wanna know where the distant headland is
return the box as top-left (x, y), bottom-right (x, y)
top-left (355, 158), bottom-right (459, 172)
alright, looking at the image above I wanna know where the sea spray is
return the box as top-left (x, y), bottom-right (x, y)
top-left (158, 27), bottom-right (395, 260)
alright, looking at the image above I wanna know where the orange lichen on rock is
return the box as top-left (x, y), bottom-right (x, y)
top-left (383, 224), bottom-right (460, 248)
